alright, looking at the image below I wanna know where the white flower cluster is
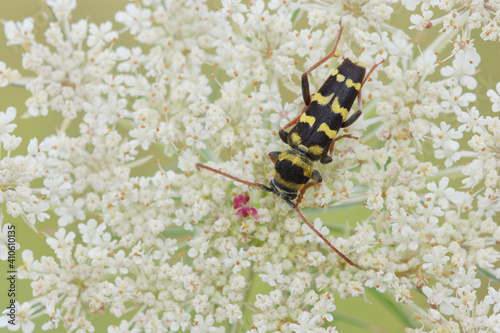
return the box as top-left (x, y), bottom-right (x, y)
top-left (0, 0), bottom-right (499, 332)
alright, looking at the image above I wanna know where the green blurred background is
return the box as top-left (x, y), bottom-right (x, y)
top-left (1, 1), bottom-right (498, 332)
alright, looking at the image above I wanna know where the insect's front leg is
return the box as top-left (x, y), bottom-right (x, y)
top-left (295, 169), bottom-right (322, 206)
top-left (269, 151), bottom-right (281, 164)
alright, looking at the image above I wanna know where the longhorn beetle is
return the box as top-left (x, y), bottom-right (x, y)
top-left (197, 26), bottom-right (384, 268)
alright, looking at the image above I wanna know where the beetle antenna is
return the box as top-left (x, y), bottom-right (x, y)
top-left (291, 204), bottom-right (360, 268)
top-left (197, 163), bottom-right (359, 268)
top-left (196, 163), bottom-right (272, 192)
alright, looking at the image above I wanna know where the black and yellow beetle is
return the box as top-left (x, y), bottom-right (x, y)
top-left (197, 26), bottom-right (383, 268)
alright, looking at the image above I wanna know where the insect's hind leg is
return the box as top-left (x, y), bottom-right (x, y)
top-left (301, 25), bottom-right (344, 106)
top-left (320, 134), bottom-right (359, 164)
top-left (280, 25), bottom-right (345, 144)
top-left (342, 59), bottom-right (385, 129)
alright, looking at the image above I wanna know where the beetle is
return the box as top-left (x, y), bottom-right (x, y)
top-left (197, 26), bottom-right (383, 268)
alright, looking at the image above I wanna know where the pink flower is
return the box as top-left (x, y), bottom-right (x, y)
top-left (233, 195), bottom-right (257, 217)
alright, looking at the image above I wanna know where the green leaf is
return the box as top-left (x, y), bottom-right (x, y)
top-left (335, 311), bottom-right (386, 333)
top-left (478, 267), bottom-right (500, 282)
top-left (367, 288), bottom-right (416, 329)
top-left (291, 9), bottom-right (300, 23)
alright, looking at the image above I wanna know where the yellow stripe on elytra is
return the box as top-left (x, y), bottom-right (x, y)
top-left (336, 74), bottom-right (345, 83)
top-left (308, 145), bottom-right (324, 156)
top-left (312, 92), bottom-right (333, 105)
top-left (299, 113), bottom-right (315, 126)
top-left (318, 123), bottom-right (338, 139)
top-left (290, 132), bottom-right (302, 146)
top-left (346, 79), bottom-right (361, 90)
top-left (331, 97), bottom-right (349, 119)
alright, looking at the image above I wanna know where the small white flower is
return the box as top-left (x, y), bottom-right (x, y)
top-left (68, 316), bottom-right (95, 333)
top-left (288, 311), bottom-right (320, 332)
top-left (224, 247), bottom-right (250, 273)
top-left (457, 107), bottom-right (486, 133)
top-left (259, 262), bottom-right (284, 287)
top-left (273, 55), bottom-right (295, 77)
top-left (46, 0), bottom-right (77, 20)
top-left (22, 195), bottom-right (50, 223)
top-left (452, 35), bottom-right (480, 66)
top-left (187, 236), bottom-right (209, 258)
top-left (422, 283), bottom-right (454, 315)
top-left (0, 107), bottom-right (17, 135)
top-left (225, 304), bottom-right (243, 324)
top-left (450, 266), bottom-right (481, 289)
top-left (487, 82), bottom-right (500, 112)
top-left (46, 228), bottom-right (75, 259)
top-left (255, 294), bottom-right (273, 310)
top-left (440, 56), bottom-right (478, 90)
top-left (422, 245), bottom-right (450, 271)
top-left (54, 196), bottom-right (86, 227)
top-left (192, 294), bottom-right (209, 314)
top-left (311, 298), bottom-right (336, 322)
top-left (0, 302), bottom-right (35, 333)
top-left (0, 61), bottom-right (21, 87)
top-left (366, 187), bottom-right (384, 211)
top-left (410, 10), bottom-right (433, 31)
top-left (462, 159), bottom-right (484, 188)
top-left (485, 287), bottom-right (500, 314)
top-left (480, 21), bottom-right (500, 41)
top-left (78, 219), bottom-right (106, 245)
top-left (415, 49), bottom-right (437, 76)
top-left (401, 0), bottom-right (421, 11)
top-left (192, 314), bottom-right (219, 333)
top-left (440, 85), bottom-right (477, 113)
top-left (1, 134), bottom-right (22, 151)
top-left (425, 177), bottom-right (459, 210)
top-left (166, 305), bottom-right (191, 332)
top-left (365, 270), bottom-right (394, 293)
top-left (220, 0), bottom-right (248, 25)
top-left (114, 3), bottom-right (152, 35)
top-left (87, 22), bottom-right (118, 48)
top-left (430, 121), bottom-right (462, 150)
top-left (4, 18), bottom-right (34, 47)
top-left (302, 218), bottom-right (329, 243)
top-left (26, 90), bottom-right (49, 116)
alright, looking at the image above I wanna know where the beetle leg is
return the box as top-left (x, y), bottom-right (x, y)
top-left (349, 59), bottom-right (386, 126)
top-left (321, 134), bottom-right (359, 164)
top-left (301, 25), bottom-right (344, 106)
top-left (341, 110), bottom-right (362, 128)
top-left (295, 170), bottom-right (322, 206)
top-left (268, 151), bottom-right (281, 164)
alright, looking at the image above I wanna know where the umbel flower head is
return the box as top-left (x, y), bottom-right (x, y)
top-left (0, 0), bottom-right (499, 332)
